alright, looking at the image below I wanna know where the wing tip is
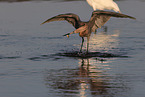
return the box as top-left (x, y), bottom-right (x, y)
top-left (93, 10), bottom-right (137, 20)
top-left (40, 21), bottom-right (47, 25)
top-left (127, 15), bottom-right (136, 20)
top-left (131, 17), bottom-right (136, 20)
top-left (40, 23), bottom-right (44, 25)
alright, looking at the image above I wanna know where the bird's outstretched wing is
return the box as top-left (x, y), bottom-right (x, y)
top-left (41, 13), bottom-right (81, 29)
top-left (93, 10), bottom-right (136, 19)
top-left (92, 10), bottom-right (136, 28)
top-left (93, 15), bottom-right (111, 31)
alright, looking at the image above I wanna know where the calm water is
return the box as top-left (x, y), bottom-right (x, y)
top-left (0, 0), bottom-right (145, 97)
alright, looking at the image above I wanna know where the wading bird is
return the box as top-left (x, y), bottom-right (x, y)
top-left (41, 10), bottom-right (135, 53)
top-left (86, 0), bottom-right (121, 13)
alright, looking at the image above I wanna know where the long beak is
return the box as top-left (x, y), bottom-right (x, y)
top-left (63, 33), bottom-right (70, 38)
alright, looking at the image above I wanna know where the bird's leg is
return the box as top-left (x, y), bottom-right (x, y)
top-left (81, 59), bottom-right (84, 67)
top-left (94, 29), bottom-right (97, 34)
top-left (80, 37), bottom-right (84, 53)
top-left (86, 36), bottom-right (90, 54)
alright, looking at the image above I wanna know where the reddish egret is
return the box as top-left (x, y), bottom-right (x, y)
top-left (41, 10), bottom-right (135, 53)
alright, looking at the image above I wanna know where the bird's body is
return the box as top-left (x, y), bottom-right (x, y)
top-left (41, 10), bottom-right (135, 53)
top-left (86, 0), bottom-right (121, 13)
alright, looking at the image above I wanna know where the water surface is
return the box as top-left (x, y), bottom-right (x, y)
top-left (0, 0), bottom-right (145, 97)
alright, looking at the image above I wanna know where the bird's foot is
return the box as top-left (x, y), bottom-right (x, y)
top-left (78, 51), bottom-right (86, 57)
top-left (78, 50), bottom-right (89, 55)
top-left (78, 51), bottom-right (82, 54)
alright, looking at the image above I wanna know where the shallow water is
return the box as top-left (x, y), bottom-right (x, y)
top-left (0, 0), bottom-right (145, 97)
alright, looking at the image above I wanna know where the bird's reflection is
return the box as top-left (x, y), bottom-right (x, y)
top-left (78, 59), bottom-right (110, 96)
top-left (44, 58), bottom-right (128, 97)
